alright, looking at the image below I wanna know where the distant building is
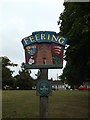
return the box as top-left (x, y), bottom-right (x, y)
top-left (49, 80), bottom-right (64, 90)
top-left (49, 80), bottom-right (71, 90)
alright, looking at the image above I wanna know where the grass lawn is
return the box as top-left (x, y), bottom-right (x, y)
top-left (2, 90), bottom-right (88, 118)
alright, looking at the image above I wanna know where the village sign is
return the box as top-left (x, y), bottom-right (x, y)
top-left (22, 31), bottom-right (67, 69)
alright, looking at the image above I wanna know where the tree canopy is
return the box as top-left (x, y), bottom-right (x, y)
top-left (1, 57), bottom-right (34, 90)
top-left (1, 56), bottom-right (18, 89)
top-left (15, 63), bottom-right (34, 90)
top-left (58, 2), bottom-right (90, 88)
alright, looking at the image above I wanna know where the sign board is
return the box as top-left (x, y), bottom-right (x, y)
top-left (22, 31), bottom-right (67, 69)
top-left (37, 80), bottom-right (52, 96)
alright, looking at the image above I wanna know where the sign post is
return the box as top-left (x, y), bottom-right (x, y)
top-left (36, 69), bottom-right (52, 118)
top-left (39, 69), bottom-right (48, 118)
top-left (21, 31), bottom-right (67, 118)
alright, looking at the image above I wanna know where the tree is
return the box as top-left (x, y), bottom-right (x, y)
top-left (1, 56), bottom-right (18, 89)
top-left (15, 63), bottom-right (34, 90)
top-left (58, 2), bottom-right (90, 88)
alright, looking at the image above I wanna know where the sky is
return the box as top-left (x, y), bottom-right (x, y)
top-left (0, 0), bottom-right (66, 80)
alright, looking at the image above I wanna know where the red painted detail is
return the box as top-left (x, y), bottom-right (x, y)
top-left (52, 45), bottom-right (62, 56)
top-left (25, 49), bottom-right (28, 64)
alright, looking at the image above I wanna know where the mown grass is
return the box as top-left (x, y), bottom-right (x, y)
top-left (48, 90), bottom-right (88, 118)
top-left (2, 90), bottom-right (88, 118)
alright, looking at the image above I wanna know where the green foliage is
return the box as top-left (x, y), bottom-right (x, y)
top-left (2, 56), bottom-right (17, 67)
top-left (2, 67), bottom-right (14, 87)
top-left (15, 63), bottom-right (34, 90)
top-left (58, 2), bottom-right (90, 87)
top-left (15, 69), bottom-right (34, 90)
top-left (1, 56), bottom-right (18, 89)
top-left (1, 57), bottom-right (34, 90)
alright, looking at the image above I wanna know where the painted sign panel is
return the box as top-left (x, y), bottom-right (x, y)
top-left (22, 31), bottom-right (67, 47)
top-left (22, 31), bottom-right (67, 69)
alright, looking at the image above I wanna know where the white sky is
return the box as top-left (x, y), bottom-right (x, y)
top-left (0, 0), bottom-right (66, 80)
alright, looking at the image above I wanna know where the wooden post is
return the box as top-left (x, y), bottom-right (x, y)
top-left (39, 69), bottom-right (48, 118)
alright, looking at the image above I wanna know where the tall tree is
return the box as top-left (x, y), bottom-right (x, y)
top-left (58, 2), bottom-right (90, 88)
top-left (1, 56), bottom-right (17, 89)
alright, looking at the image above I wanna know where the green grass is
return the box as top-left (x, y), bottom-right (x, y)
top-left (2, 90), bottom-right (88, 118)
top-left (49, 90), bottom-right (88, 118)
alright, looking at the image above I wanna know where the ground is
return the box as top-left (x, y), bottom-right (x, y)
top-left (2, 90), bottom-right (88, 119)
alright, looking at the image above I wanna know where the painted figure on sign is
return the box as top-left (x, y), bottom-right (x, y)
top-left (28, 56), bottom-right (34, 65)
